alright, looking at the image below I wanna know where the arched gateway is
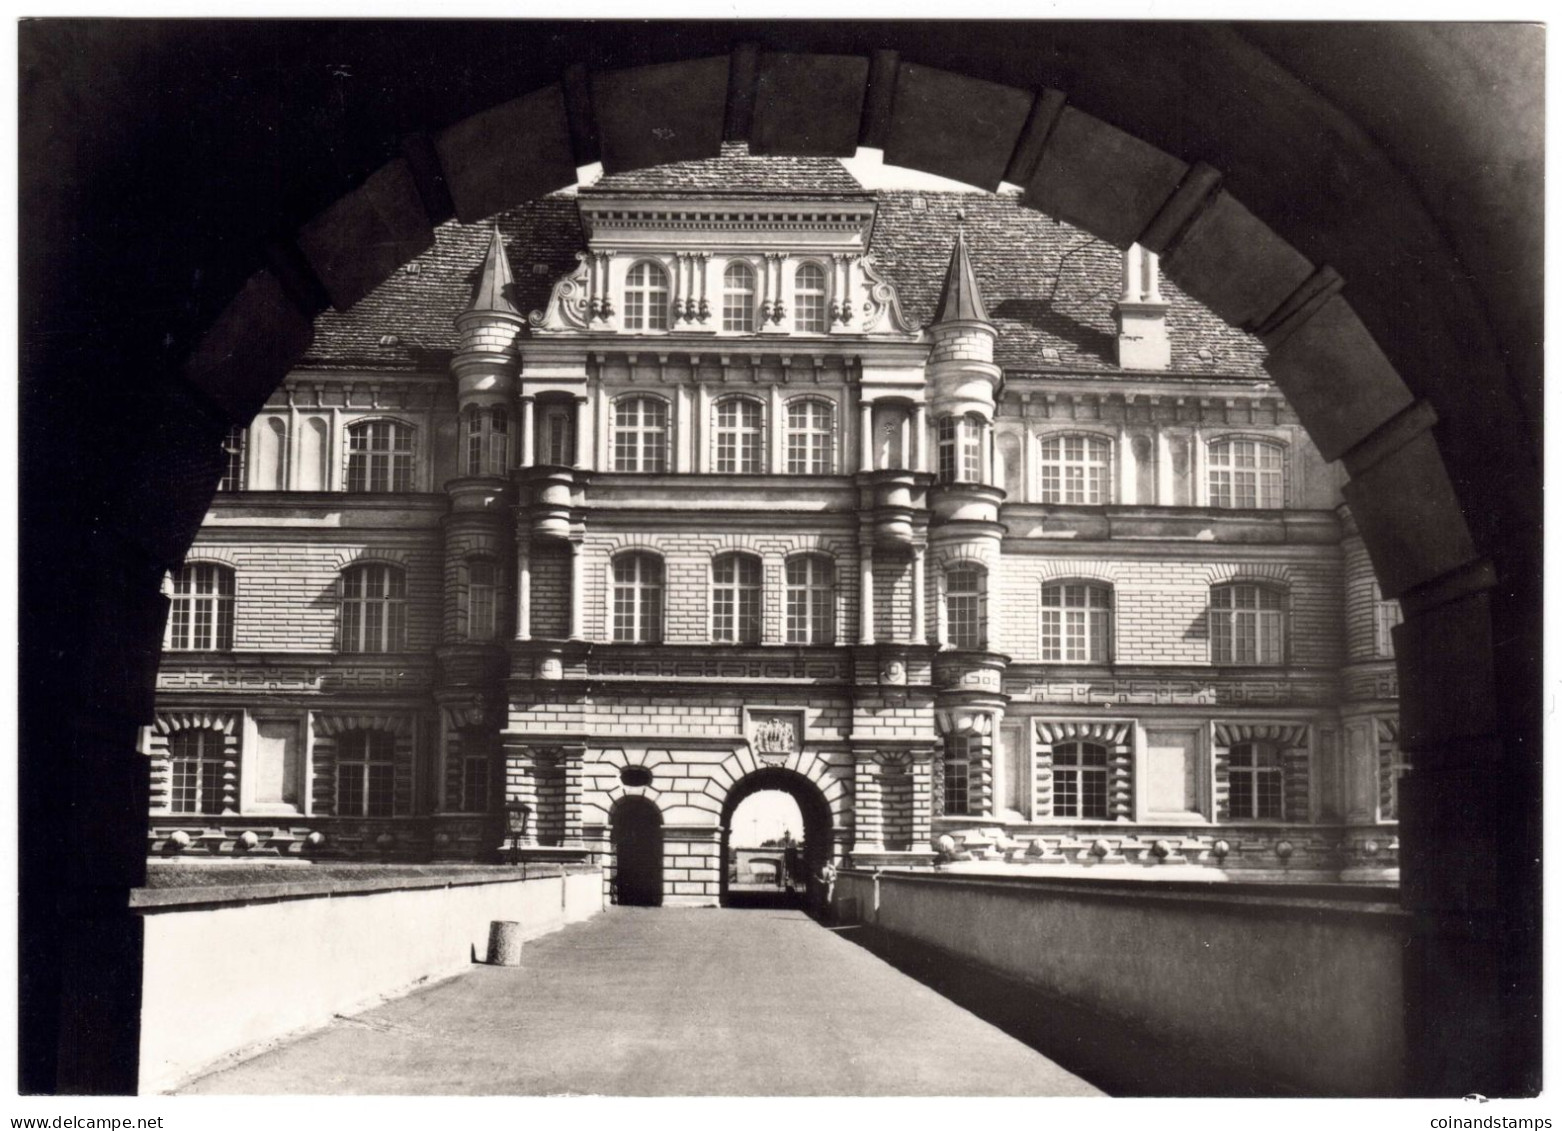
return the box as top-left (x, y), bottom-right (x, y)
top-left (719, 769), bottom-right (834, 910)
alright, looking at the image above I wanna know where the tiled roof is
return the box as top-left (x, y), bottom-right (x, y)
top-left (302, 150), bottom-right (1266, 379)
top-left (584, 141), bottom-right (866, 197)
top-left (868, 191), bottom-right (1266, 376)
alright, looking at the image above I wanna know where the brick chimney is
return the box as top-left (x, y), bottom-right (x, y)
top-left (1115, 243), bottom-right (1170, 370)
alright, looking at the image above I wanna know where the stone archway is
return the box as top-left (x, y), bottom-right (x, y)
top-left (21, 27), bottom-right (1540, 1094)
top-left (718, 768), bottom-right (834, 912)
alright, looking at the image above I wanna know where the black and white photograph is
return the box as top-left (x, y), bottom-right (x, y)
top-left (13, 12), bottom-right (1547, 1120)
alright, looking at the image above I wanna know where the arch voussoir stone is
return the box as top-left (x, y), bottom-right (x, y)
top-left (882, 61), bottom-right (1034, 192)
top-left (434, 85), bottom-right (578, 224)
top-left (590, 56), bottom-right (730, 174)
top-left (749, 51), bottom-right (869, 158)
top-left (181, 269), bottom-right (316, 425)
top-left (1262, 293), bottom-right (1417, 462)
top-left (296, 157), bottom-right (435, 311)
top-left (1022, 105), bottom-right (1188, 250)
top-left (1342, 429), bottom-right (1480, 599)
top-left (1160, 189), bottom-right (1316, 331)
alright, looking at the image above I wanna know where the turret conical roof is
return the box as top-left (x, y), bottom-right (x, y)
top-left (931, 226), bottom-right (991, 325)
top-left (468, 224), bottom-right (521, 316)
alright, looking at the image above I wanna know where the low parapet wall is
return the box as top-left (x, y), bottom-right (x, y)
top-left (134, 864), bottom-right (603, 1094)
top-left (834, 868), bottom-right (1405, 1096)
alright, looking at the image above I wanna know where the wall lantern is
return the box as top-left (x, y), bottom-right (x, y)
top-left (504, 801), bottom-right (531, 866)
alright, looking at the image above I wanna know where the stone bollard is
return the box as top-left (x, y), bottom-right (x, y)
top-left (486, 920), bottom-right (523, 966)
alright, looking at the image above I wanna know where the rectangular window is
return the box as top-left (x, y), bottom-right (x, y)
top-left (1040, 583), bottom-right (1112, 662)
top-left (218, 425), bottom-right (246, 492)
top-left (943, 736), bottom-right (972, 815)
top-left (468, 561), bottom-right (496, 642)
top-left (337, 730), bottom-right (396, 818)
top-left (1052, 742), bottom-right (1110, 819)
top-left (946, 567), bottom-right (986, 650)
top-left (462, 752), bottom-right (490, 813)
top-left (1227, 743), bottom-right (1283, 820)
top-left (1375, 588), bottom-right (1402, 658)
top-left (1211, 584), bottom-right (1284, 665)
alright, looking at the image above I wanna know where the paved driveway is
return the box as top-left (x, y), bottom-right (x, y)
top-left (180, 906), bottom-right (1103, 1096)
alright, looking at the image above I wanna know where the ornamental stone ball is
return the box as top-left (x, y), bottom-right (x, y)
top-left (1151, 839), bottom-right (1172, 859)
top-left (237, 830), bottom-right (259, 850)
top-left (1211, 839), bottom-right (1231, 859)
top-left (1275, 840), bottom-right (1295, 859)
top-left (304, 830), bottom-right (326, 847)
top-left (1362, 839), bottom-right (1381, 857)
top-left (1090, 838), bottom-right (1112, 858)
top-left (168, 830), bottom-right (191, 850)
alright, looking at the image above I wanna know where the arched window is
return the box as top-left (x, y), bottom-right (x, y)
top-left (794, 263), bottom-right (827, 332)
top-left (167, 563), bottom-right (235, 651)
top-left (942, 734), bottom-right (974, 815)
top-left (936, 414), bottom-right (984, 484)
top-left (946, 565), bottom-right (987, 650)
top-left (463, 406), bottom-right (509, 477)
top-left (168, 727), bottom-right (227, 815)
top-left (714, 397), bottom-right (764, 474)
top-left (346, 419), bottom-right (415, 493)
top-left (1053, 741), bottom-right (1110, 819)
top-left (786, 398), bottom-right (835, 474)
top-left (466, 559), bottom-right (497, 642)
top-left (1038, 434), bottom-right (1111, 504)
top-left (612, 553), bottom-right (663, 643)
top-left (1208, 437), bottom-right (1284, 509)
top-left (1228, 742), bottom-right (1284, 820)
top-left (217, 425), bottom-right (246, 492)
top-left (785, 555), bottom-right (835, 644)
top-left (624, 261), bottom-right (670, 331)
top-left (340, 563), bottom-right (407, 653)
top-left (1210, 582), bottom-right (1285, 665)
top-left (723, 261), bottom-right (756, 332)
top-left (1373, 581), bottom-right (1402, 659)
top-left (613, 396), bottom-right (669, 472)
top-left (1040, 582), bottom-right (1113, 662)
top-left (712, 553), bottom-right (762, 644)
top-left (336, 729), bottom-right (396, 817)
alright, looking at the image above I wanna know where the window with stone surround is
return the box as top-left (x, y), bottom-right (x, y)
top-left (613, 396), bottom-right (669, 473)
top-left (340, 563), bottom-right (407, 653)
top-left (937, 414), bottom-right (984, 484)
top-left (336, 729), bottom-right (396, 817)
top-left (1210, 582), bottom-right (1285, 665)
top-left (1052, 741), bottom-right (1110, 820)
top-left (785, 554), bottom-right (835, 644)
top-left (1038, 433), bottom-right (1111, 504)
top-left (1040, 582), bottom-right (1113, 662)
top-left (712, 552), bottom-right (762, 644)
top-left (612, 552), bottom-right (663, 643)
top-left (168, 727), bottom-right (228, 815)
top-left (346, 419), bottom-right (415, 493)
top-left (714, 396), bottom-right (764, 474)
top-left (1207, 437), bottom-right (1284, 509)
top-left (946, 565), bottom-right (987, 650)
top-left (794, 262), bottom-right (827, 332)
top-left (1374, 581), bottom-right (1402, 658)
top-left (538, 403), bottom-right (573, 466)
top-left (217, 425), bottom-right (246, 491)
top-left (942, 734), bottom-right (973, 815)
top-left (463, 405), bottom-right (509, 477)
top-left (461, 730), bottom-right (492, 813)
top-left (466, 559), bottom-right (497, 642)
top-left (786, 397), bottom-right (836, 474)
top-left (723, 261), bottom-right (757, 332)
top-left (166, 563), bottom-right (235, 651)
top-left (1227, 742), bottom-right (1284, 820)
top-left (623, 260), bottom-right (670, 331)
